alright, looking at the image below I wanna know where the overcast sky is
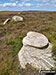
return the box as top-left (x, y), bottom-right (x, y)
top-left (0, 0), bottom-right (56, 11)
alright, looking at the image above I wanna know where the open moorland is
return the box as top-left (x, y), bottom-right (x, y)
top-left (0, 11), bottom-right (56, 75)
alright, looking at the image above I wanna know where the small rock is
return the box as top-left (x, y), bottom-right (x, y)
top-left (3, 18), bottom-right (10, 25)
top-left (12, 16), bottom-right (23, 21)
top-left (18, 12), bottom-right (21, 15)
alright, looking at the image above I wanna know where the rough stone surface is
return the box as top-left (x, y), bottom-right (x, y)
top-left (23, 31), bottom-right (49, 48)
top-left (12, 16), bottom-right (23, 21)
top-left (3, 18), bottom-right (10, 25)
top-left (18, 31), bottom-right (56, 71)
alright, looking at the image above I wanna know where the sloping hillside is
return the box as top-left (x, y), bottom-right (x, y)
top-left (0, 11), bottom-right (56, 75)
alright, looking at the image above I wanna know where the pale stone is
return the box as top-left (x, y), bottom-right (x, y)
top-left (12, 16), bottom-right (23, 21)
top-left (23, 32), bottom-right (49, 48)
top-left (18, 43), bottom-right (55, 71)
top-left (18, 12), bottom-right (21, 15)
top-left (3, 18), bottom-right (10, 25)
top-left (18, 31), bottom-right (56, 71)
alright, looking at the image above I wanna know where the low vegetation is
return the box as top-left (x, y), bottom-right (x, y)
top-left (6, 34), bottom-right (25, 56)
top-left (52, 46), bottom-right (56, 57)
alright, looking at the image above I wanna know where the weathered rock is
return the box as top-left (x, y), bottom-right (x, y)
top-left (23, 32), bottom-right (49, 48)
top-left (18, 31), bottom-right (56, 71)
top-left (3, 18), bottom-right (10, 25)
top-left (12, 16), bottom-right (23, 21)
top-left (18, 43), bottom-right (55, 71)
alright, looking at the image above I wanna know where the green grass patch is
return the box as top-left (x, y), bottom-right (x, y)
top-left (7, 34), bottom-right (25, 56)
top-left (53, 57), bottom-right (56, 61)
top-left (10, 19), bottom-right (14, 22)
top-left (7, 40), bottom-right (16, 45)
top-left (52, 46), bottom-right (56, 56)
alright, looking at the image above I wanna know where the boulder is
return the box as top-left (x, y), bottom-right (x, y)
top-left (23, 31), bottom-right (49, 48)
top-left (12, 16), bottom-right (23, 21)
top-left (3, 18), bottom-right (10, 25)
top-left (18, 31), bottom-right (56, 72)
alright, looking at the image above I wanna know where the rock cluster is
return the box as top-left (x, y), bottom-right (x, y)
top-left (3, 16), bottom-right (23, 25)
top-left (18, 31), bottom-right (55, 71)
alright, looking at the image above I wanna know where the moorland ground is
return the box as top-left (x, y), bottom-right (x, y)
top-left (0, 11), bottom-right (56, 75)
